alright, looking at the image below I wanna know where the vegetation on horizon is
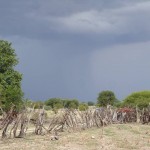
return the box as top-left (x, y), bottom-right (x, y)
top-left (121, 91), bottom-right (150, 109)
top-left (1, 39), bottom-right (150, 112)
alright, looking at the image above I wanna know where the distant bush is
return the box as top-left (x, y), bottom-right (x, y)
top-left (45, 98), bottom-right (63, 109)
top-left (87, 101), bottom-right (95, 106)
top-left (79, 103), bottom-right (88, 111)
top-left (63, 99), bottom-right (79, 109)
top-left (45, 98), bottom-right (79, 109)
top-left (122, 91), bottom-right (150, 109)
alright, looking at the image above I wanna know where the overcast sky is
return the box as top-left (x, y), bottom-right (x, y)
top-left (0, 0), bottom-right (150, 102)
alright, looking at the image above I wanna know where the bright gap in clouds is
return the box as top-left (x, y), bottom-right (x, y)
top-left (55, 1), bottom-right (150, 35)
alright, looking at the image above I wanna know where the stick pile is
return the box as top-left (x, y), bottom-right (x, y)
top-left (0, 105), bottom-right (150, 139)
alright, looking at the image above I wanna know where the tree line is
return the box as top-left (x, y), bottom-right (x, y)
top-left (26, 98), bottom-right (91, 112)
top-left (0, 40), bottom-right (150, 112)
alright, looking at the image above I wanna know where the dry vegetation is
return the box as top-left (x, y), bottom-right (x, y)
top-left (0, 105), bottom-right (150, 150)
top-left (0, 123), bottom-right (150, 150)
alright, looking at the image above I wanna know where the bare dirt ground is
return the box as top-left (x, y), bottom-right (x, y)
top-left (0, 124), bottom-right (150, 150)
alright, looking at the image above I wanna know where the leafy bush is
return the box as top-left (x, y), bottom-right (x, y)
top-left (122, 91), bottom-right (150, 109)
top-left (79, 103), bottom-right (88, 111)
top-left (87, 101), bottom-right (95, 106)
top-left (63, 99), bottom-right (79, 109)
top-left (45, 98), bottom-right (63, 109)
top-left (45, 98), bottom-right (79, 109)
top-left (97, 90), bottom-right (117, 107)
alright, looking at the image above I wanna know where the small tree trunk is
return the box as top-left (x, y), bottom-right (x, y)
top-left (136, 105), bottom-right (140, 123)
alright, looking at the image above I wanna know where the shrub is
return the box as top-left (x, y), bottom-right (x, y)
top-left (123, 91), bottom-right (150, 109)
top-left (79, 103), bottom-right (88, 111)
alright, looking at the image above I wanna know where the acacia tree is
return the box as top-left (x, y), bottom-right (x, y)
top-left (0, 40), bottom-right (23, 111)
top-left (122, 91), bottom-right (150, 109)
top-left (97, 90), bottom-right (116, 107)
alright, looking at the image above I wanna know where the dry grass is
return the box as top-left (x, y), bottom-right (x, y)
top-left (0, 124), bottom-right (150, 150)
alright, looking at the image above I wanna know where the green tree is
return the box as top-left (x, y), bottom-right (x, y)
top-left (62, 99), bottom-right (70, 108)
top-left (0, 40), bottom-right (23, 111)
top-left (69, 99), bottom-right (79, 109)
top-left (79, 103), bottom-right (88, 111)
top-left (45, 98), bottom-right (63, 109)
top-left (0, 84), bottom-right (4, 101)
top-left (122, 91), bottom-right (150, 109)
top-left (64, 99), bottom-right (79, 109)
top-left (45, 98), bottom-right (64, 114)
top-left (87, 101), bottom-right (95, 106)
top-left (97, 90), bottom-right (116, 107)
top-left (45, 98), bottom-right (79, 110)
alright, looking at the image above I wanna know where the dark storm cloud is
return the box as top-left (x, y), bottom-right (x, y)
top-left (1, 0), bottom-right (150, 44)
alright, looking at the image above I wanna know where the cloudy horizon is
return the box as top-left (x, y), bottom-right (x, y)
top-left (0, 0), bottom-right (150, 102)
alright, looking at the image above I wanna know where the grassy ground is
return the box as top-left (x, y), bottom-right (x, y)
top-left (0, 124), bottom-right (150, 150)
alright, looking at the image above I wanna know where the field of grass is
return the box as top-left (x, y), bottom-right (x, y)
top-left (0, 124), bottom-right (150, 150)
